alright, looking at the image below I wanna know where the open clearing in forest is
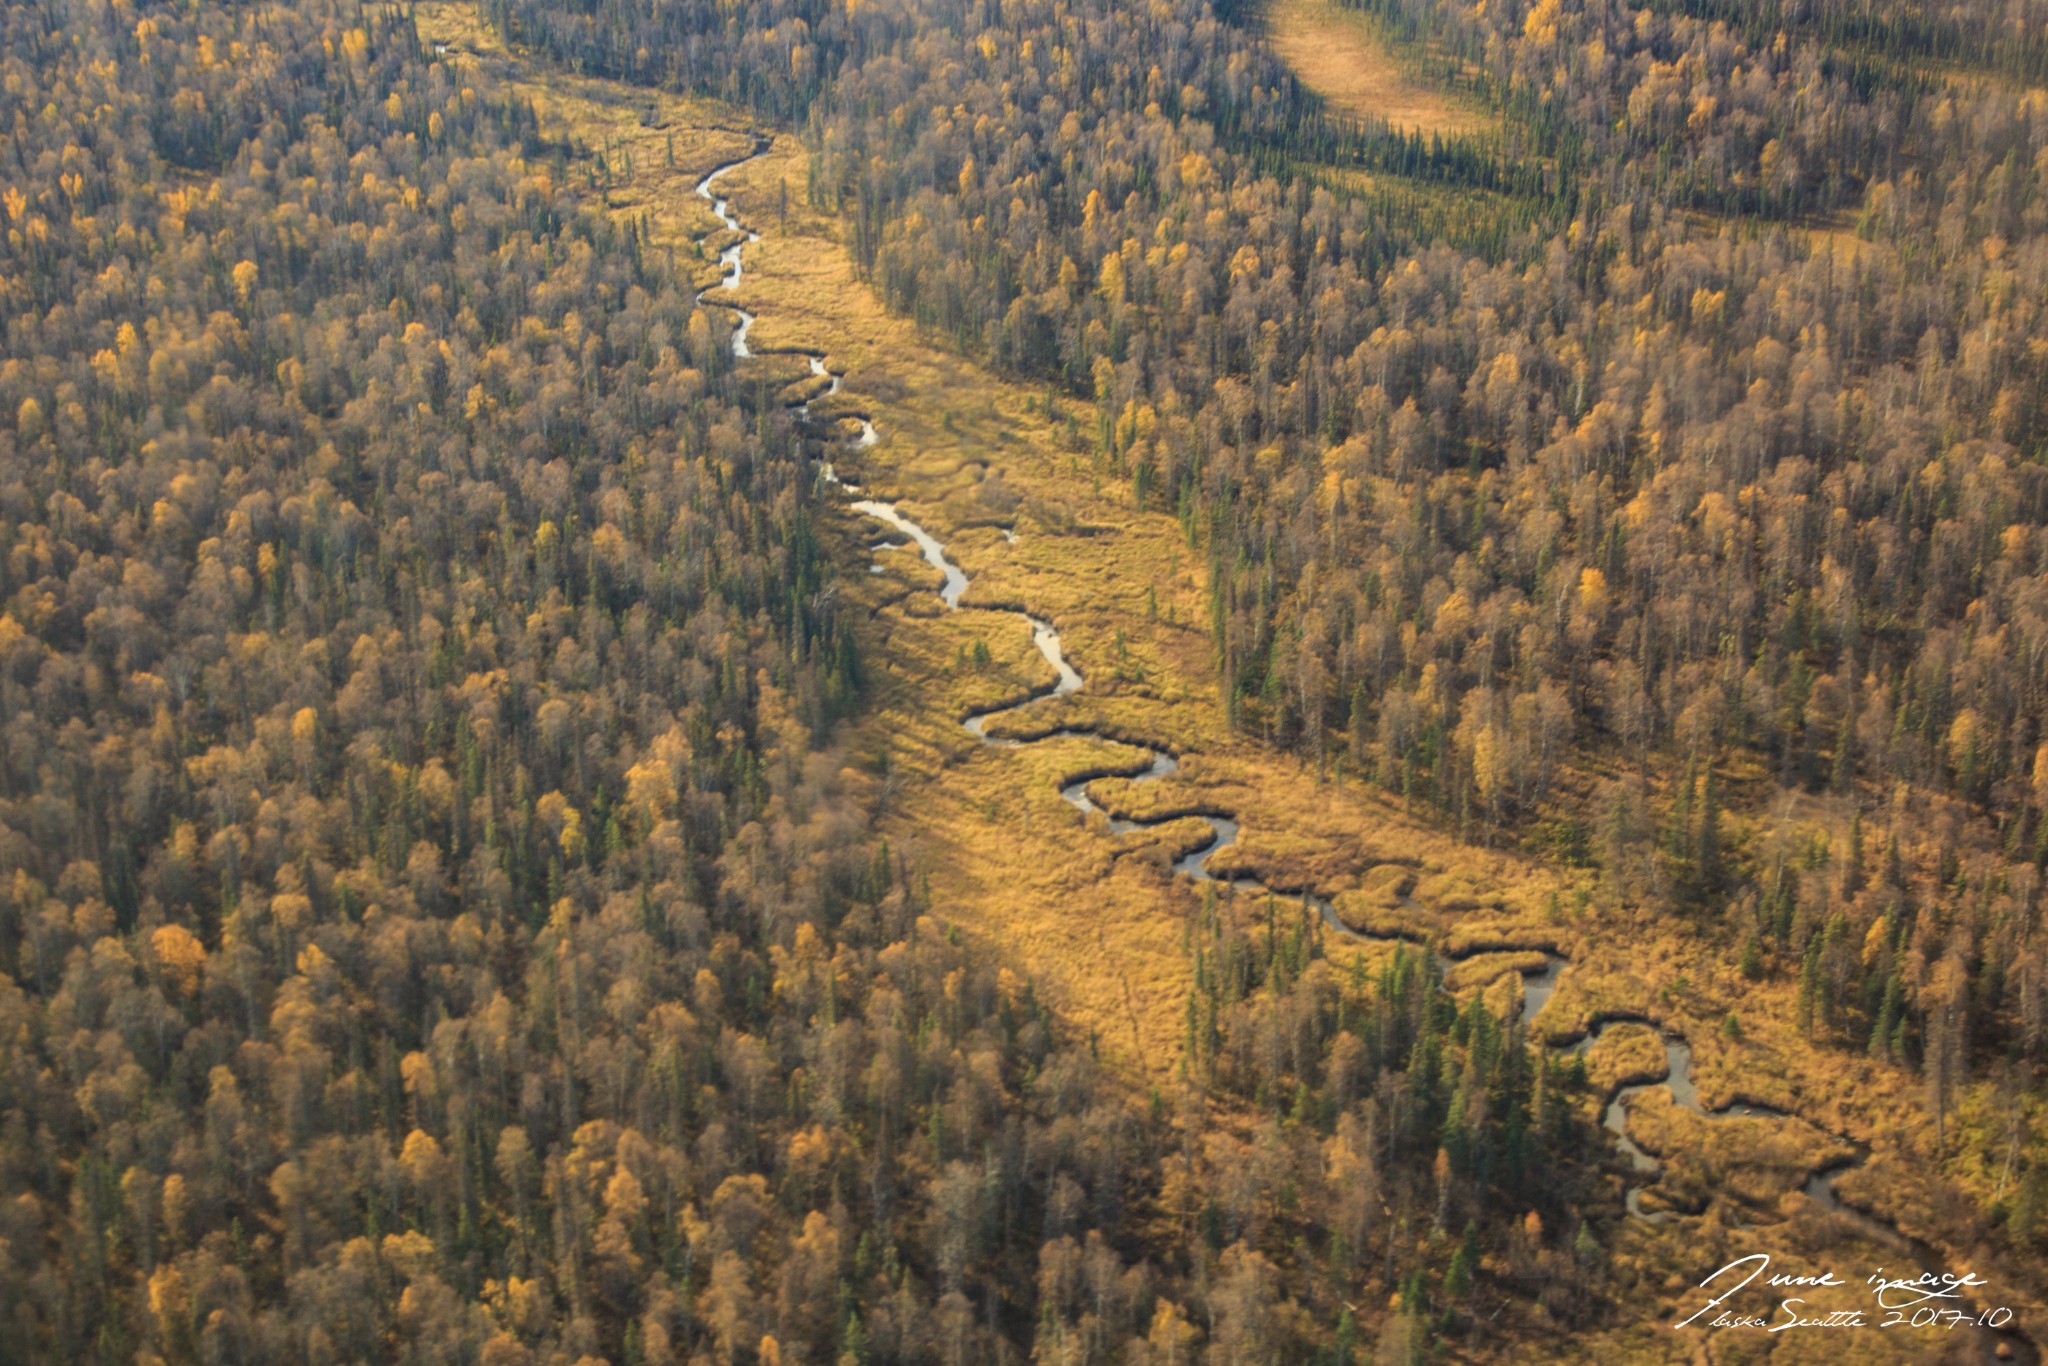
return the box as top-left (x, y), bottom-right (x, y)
top-left (418, 3), bottom-right (1583, 1090)
top-left (413, 0), bottom-right (1922, 1111)
top-left (1265, 0), bottom-right (1491, 138)
top-left (406, 17), bottom-right (2048, 1349)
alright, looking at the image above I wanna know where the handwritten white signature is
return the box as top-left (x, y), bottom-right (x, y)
top-left (1675, 1254), bottom-right (2010, 1333)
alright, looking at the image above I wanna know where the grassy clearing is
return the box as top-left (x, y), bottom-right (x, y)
top-left (408, 15), bottom-right (2048, 1343)
top-left (1265, 0), bottom-right (1491, 139)
top-left (412, 0), bottom-right (1883, 1102)
top-left (1635, 1092), bottom-right (1855, 1214)
top-left (680, 114), bottom-right (1621, 1084)
top-left (1583, 1022), bottom-right (1668, 1095)
top-left (1443, 950), bottom-right (1549, 993)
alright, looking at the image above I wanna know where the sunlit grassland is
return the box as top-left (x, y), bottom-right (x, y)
top-left (1264, 0), bottom-right (1492, 139)
top-left (413, 0), bottom-right (1897, 1095)
top-left (705, 131), bottom-right (1940, 1175)
top-left (1636, 1092), bottom-right (1857, 1214)
top-left (418, 2), bottom-right (1603, 1075)
top-left (1259, 0), bottom-right (1885, 263)
top-left (406, 13), bottom-right (2047, 1342)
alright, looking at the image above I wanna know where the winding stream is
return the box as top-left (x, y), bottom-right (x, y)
top-left (1580, 1031), bottom-right (1790, 1222)
top-left (692, 146), bottom-right (2034, 1362)
top-left (696, 145), bottom-right (879, 452)
top-left (695, 153), bottom-right (761, 358)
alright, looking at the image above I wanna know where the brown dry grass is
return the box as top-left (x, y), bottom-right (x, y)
top-left (1265, 0), bottom-right (1490, 139)
top-left (412, 0), bottom-right (1866, 1095)
top-left (414, 0), bottom-right (1574, 1082)
top-left (1634, 1088), bottom-right (1853, 1215)
top-left (407, 14), bottom-right (2048, 1351)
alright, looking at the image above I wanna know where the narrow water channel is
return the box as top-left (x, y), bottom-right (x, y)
top-left (692, 147), bottom-right (2035, 1363)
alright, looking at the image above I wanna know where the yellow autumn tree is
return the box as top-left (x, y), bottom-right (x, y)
top-left (150, 924), bottom-right (206, 996)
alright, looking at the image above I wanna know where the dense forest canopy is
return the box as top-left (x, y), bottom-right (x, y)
top-left (0, 0), bottom-right (1629, 1360)
top-left (0, 0), bottom-right (1105, 1359)
top-left (501, 0), bottom-right (2048, 1022)
top-left (500, 0), bottom-right (2048, 1328)
top-left (4, 0), bottom-right (2048, 1359)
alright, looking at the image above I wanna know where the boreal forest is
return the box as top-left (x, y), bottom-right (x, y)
top-left (2, 0), bottom-right (2047, 1361)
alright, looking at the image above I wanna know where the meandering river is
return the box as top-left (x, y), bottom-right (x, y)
top-left (693, 147), bottom-right (2034, 1362)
